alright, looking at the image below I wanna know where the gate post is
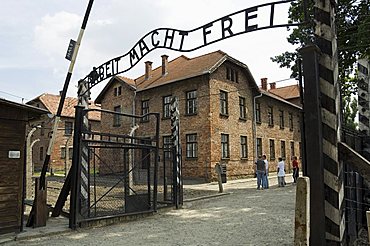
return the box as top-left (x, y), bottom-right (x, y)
top-left (300, 44), bottom-right (326, 244)
top-left (313, 0), bottom-right (344, 243)
top-left (170, 97), bottom-right (182, 208)
top-left (70, 105), bottom-right (84, 229)
top-left (77, 79), bottom-right (91, 218)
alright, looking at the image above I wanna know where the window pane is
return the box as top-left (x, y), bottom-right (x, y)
top-left (221, 134), bottom-right (229, 158)
top-left (65, 121), bottom-right (73, 135)
top-left (186, 134), bottom-right (197, 158)
top-left (113, 106), bottom-right (121, 126)
top-left (241, 136), bottom-right (248, 158)
top-left (163, 96), bottom-right (172, 118)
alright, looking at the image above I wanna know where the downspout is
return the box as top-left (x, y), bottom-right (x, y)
top-left (253, 93), bottom-right (263, 161)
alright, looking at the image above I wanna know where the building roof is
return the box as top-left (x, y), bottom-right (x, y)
top-left (135, 50), bottom-right (258, 91)
top-left (0, 98), bottom-right (49, 117)
top-left (95, 76), bottom-right (136, 104)
top-left (27, 93), bottom-right (101, 121)
top-left (268, 84), bottom-right (300, 100)
top-left (95, 50), bottom-right (259, 104)
top-left (260, 90), bottom-right (302, 110)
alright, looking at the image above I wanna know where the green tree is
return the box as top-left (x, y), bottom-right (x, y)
top-left (272, 0), bottom-right (370, 130)
top-left (272, 0), bottom-right (370, 88)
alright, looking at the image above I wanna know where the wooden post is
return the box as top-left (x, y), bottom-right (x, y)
top-left (294, 177), bottom-right (310, 245)
top-left (300, 45), bottom-right (326, 244)
top-left (34, 177), bottom-right (47, 227)
top-left (215, 163), bottom-right (223, 193)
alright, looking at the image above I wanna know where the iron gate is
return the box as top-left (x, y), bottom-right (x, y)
top-left (70, 107), bottom-right (168, 225)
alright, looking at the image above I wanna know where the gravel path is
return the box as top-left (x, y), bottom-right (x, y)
top-left (7, 176), bottom-right (296, 246)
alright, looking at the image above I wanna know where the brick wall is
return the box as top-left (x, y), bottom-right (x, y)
top-left (97, 62), bottom-right (301, 181)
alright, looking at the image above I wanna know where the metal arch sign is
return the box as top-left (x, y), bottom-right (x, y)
top-left (84, 0), bottom-right (300, 89)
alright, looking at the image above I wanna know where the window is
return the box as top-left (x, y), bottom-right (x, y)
top-left (186, 134), bottom-right (198, 158)
top-left (61, 147), bottom-right (66, 159)
top-left (221, 134), bottom-right (230, 159)
top-left (220, 91), bottom-right (228, 115)
top-left (65, 121), bottom-right (73, 135)
top-left (256, 138), bottom-right (262, 157)
top-left (290, 141), bottom-right (295, 158)
top-left (40, 122), bottom-right (45, 136)
top-left (113, 106), bottom-right (121, 126)
top-left (240, 136), bottom-right (248, 158)
top-left (268, 106), bottom-right (274, 126)
top-left (142, 100), bottom-right (149, 122)
top-left (269, 139), bottom-right (275, 160)
top-left (281, 140), bottom-right (286, 159)
top-left (114, 86), bottom-right (122, 96)
top-left (186, 90), bottom-right (197, 115)
top-left (163, 136), bottom-right (172, 160)
top-left (299, 142), bottom-right (302, 158)
top-left (226, 67), bottom-right (238, 82)
top-left (69, 147), bottom-right (73, 160)
top-left (279, 110), bottom-right (284, 129)
top-left (239, 97), bottom-right (246, 119)
top-left (163, 95), bottom-right (172, 119)
top-left (39, 147), bottom-right (44, 161)
top-left (289, 113), bottom-right (293, 131)
top-left (255, 103), bottom-right (261, 123)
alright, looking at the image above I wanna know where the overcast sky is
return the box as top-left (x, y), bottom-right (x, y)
top-left (0, 0), bottom-right (298, 103)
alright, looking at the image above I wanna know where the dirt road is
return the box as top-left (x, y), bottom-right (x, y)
top-left (7, 176), bottom-right (296, 246)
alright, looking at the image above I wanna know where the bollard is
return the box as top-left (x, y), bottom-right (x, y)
top-left (215, 163), bottom-right (223, 193)
top-left (294, 176), bottom-right (310, 245)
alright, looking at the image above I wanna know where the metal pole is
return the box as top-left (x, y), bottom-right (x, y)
top-left (36, 0), bottom-right (95, 225)
top-left (39, 0), bottom-right (95, 190)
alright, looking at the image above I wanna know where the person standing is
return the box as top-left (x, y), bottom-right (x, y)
top-left (262, 154), bottom-right (269, 189)
top-left (292, 156), bottom-right (299, 183)
top-left (255, 156), bottom-right (266, 190)
top-left (277, 157), bottom-right (285, 187)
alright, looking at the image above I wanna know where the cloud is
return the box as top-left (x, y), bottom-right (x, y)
top-left (33, 11), bottom-right (81, 62)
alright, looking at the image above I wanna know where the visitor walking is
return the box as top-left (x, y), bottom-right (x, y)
top-left (277, 157), bottom-right (285, 187)
top-left (262, 154), bottom-right (269, 189)
top-left (292, 156), bottom-right (299, 183)
top-left (255, 156), bottom-right (266, 190)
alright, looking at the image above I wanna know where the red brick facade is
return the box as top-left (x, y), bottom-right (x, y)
top-left (95, 51), bottom-right (301, 181)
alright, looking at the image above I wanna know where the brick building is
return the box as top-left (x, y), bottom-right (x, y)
top-left (27, 93), bottom-right (101, 174)
top-left (95, 50), bottom-right (301, 180)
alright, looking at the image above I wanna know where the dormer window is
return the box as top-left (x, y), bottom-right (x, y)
top-left (226, 67), bottom-right (238, 83)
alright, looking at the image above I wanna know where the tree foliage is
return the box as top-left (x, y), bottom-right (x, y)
top-left (272, 0), bottom-right (370, 86)
top-left (272, 0), bottom-right (370, 129)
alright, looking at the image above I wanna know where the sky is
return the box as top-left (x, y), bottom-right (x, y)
top-left (0, 0), bottom-right (299, 103)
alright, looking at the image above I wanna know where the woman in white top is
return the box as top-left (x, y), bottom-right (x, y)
top-left (277, 157), bottom-right (285, 187)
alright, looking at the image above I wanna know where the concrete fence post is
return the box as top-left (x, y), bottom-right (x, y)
top-left (294, 176), bottom-right (310, 245)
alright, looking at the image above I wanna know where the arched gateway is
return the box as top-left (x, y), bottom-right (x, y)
top-left (32, 0), bottom-right (346, 244)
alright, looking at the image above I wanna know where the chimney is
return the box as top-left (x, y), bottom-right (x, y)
top-left (269, 82), bottom-right (276, 90)
top-left (145, 61), bottom-right (153, 80)
top-left (261, 78), bottom-right (268, 90)
top-left (161, 55), bottom-right (169, 76)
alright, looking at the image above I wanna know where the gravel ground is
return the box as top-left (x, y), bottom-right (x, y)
top-left (7, 176), bottom-right (296, 246)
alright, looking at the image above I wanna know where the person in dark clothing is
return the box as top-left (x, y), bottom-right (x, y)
top-left (255, 156), bottom-right (266, 190)
top-left (292, 156), bottom-right (299, 183)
